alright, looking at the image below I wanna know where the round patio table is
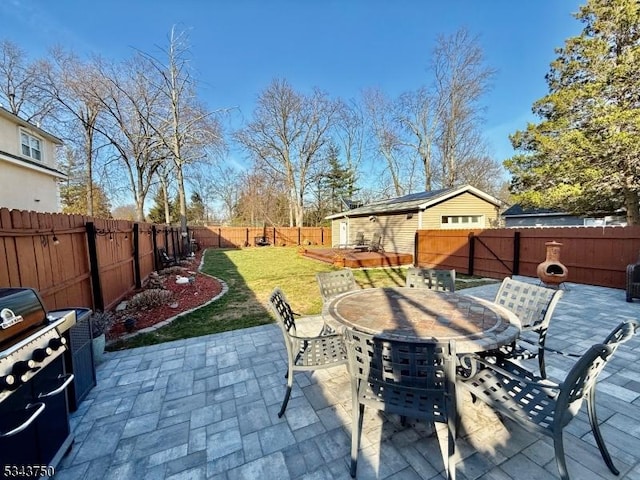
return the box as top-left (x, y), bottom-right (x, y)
top-left (324, 287), bottom-right (521, 354)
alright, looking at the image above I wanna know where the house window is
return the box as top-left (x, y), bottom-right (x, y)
top-left (20, 131), bottom-right (42, 161)
top-left (441, 215), bottom-right (484, 228)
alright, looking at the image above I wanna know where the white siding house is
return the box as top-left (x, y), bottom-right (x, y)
top-left (0, 107), bottom-right (66, 213)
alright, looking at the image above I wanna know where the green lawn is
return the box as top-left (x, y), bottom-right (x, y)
top-left (108, 247), bottom-right (494, 350)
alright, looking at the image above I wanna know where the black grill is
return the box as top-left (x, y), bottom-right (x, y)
top-left (0, 288), bottom-right (79, 476)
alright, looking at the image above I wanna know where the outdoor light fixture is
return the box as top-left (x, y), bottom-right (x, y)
top-left (109, 233), bottom-right (113, 241)
top-left (52, 235), bottom-right (60, 246)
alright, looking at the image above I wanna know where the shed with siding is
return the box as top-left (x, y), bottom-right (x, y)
top-left (326, 185), bottom-right (502, 254)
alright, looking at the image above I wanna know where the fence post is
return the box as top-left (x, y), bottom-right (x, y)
top-left (468, 232), bottom-right (475, 276)
top-left (133, 224), bottom-right (141, 288)
top-left (414, 231), bottom-right (419, 267)
top-left (298, 227), bottom-right (301, 245)
top-left (321, 227), bottom-right (324, 245)
top-left (246, 228), bottom-right (249, 247)
top-left (218, 228), bottom-right (221, 248)
top-left (513, 231), bottom-right (521, 276)
top-left (85, 222), bottom-right (104, 312)
top-left (273, 227), bottom-right (277, 246)
top-left (152, 225), bottom-right (159, 271)
top-left (171, 228), bottom-right (178, 260)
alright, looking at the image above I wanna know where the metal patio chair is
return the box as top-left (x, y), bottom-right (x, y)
top-left (405, 267), bottom-right (456, 292)
top-left (316, 269), bottom-right (359, 302)
top-left (268, 287), bottom-right (348, 418)
top-left (482, 277), bottom-right (563, 378)
top-left (626, 253), bottom-right (640, 302)
top-left (367, 232), bottom-right (383, 252)
top-left (316, 269), bottom-right (359, 333)
top-left (459, 320), bottom-right (639, 480)
top-left (344, 328), bottom-right (458, 479)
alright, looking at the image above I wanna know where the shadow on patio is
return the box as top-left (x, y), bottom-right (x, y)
top-left (54, 277), bottom-right (640, 479)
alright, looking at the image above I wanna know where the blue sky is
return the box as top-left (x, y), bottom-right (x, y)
top-left (2, 0), bottom-right (584, 170)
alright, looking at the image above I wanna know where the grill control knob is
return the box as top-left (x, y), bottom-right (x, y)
top-left (0, 374), bottom-right (16, 391)
top-left (12, 360), bottom-right (36, 382)
top-left (48, 336), bottom-right (67, 351)
top-left (32, 347), bottom-right (53, 363)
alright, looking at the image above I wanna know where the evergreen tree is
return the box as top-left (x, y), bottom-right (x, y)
top-left (322, 144), bottom-right (358, 213)
top-left (505, 0), bottom-right (640, 225)
top-left (60, 184), bottom-right (111, 218)
top-left (147, 189), bottom-right (178, 224)
top-left (187, 192), bottom-right (206, 224)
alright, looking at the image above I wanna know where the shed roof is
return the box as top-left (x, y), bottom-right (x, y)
top-left (325, 184), bottom-right (502, 220)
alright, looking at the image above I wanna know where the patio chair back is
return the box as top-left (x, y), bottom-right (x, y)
top-left (490, 277), bottom-right (563, 377)
top-left (603, 320), bottom-right (639, 349)
top-left (353, 231), bottom-right (366, 246)
top-left (405, 267), bottom-right (456, 292)
top-left (269, 287), bottom-right (298, 337)
top-left (316, 270), bottom-right (358, 302)
top-left (344, 328), bottom-right (457, 479)
top-left (367, 232), bottom-right (383, 252)
top-left (494, 278), bottom-right (563, 331)
top-left (268, 287), bottom-right (348, 418)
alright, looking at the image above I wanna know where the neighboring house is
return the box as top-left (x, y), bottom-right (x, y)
top-left (326, 185), bottom-right (502, 254)
top-left (502, 204), bottom-right (627, 227)
top-left (0, 107), bottom-right (66, 213)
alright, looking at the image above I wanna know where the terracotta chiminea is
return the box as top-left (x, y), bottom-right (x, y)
top-left (537, 241), bottom-right (568, 287)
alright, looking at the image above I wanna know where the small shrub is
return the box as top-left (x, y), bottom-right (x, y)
top-left (159, 266), bottom-right (187, 275)
top-left (127, 289), bottom-right (174, 310)
top-left (90, 310), bottom-right (115, 338)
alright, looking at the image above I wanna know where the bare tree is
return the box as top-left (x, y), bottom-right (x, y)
top-left (39, 49), bottom-right (104, 216)
top-left (432, 28), bottom-right (496, 188)
top-left (90, 56), bottom-right (166, 221)
top-left (395, 86), bottom-right (443, 191)
top-left (0, 39), bottom-right (56, 124)
top-left (235, 78), bottom-right (340, 226)
top-left (185, 162), bottom-right (221, 224)
top-left (334, 98), bottom-right (367, 194)
top-left (155, 159), bottom-right (175, 224)
top-left (232, 168), bottom-right (289, 227)
top-left (364, 87), bottom-right (427, 197)
top-left (202, 163), bottom-right (243, 223)
top-left (142, 27), bottom-right (223, 248)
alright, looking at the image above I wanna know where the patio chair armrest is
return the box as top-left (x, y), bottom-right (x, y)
top-left (462, 355), bottom-right (561, 390)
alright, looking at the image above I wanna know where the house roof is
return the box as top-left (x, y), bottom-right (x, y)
top-left (325, 185), bottom-right (502, 220)
top-left (0, 107), bottom-right (63, 145)
top-left (502, 204), bottom-right (569, 217)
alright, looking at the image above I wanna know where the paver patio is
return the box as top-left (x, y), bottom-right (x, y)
top-left (53, 277), bottom-right (640, 479)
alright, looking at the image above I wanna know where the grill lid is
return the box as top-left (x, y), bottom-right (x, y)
top-left (0, 288), bottom-right (49, 350)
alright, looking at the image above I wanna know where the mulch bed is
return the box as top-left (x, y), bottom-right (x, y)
top-left (106, 253), bottom-right (223, 341)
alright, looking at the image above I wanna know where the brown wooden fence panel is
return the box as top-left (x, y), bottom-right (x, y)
top-left (0, 208), bottom-right (92, 311)
top-left (415, 229), bottom-right (478, 272)
top-left (275, 227), bottom-right (299, 246)
top-left (189, 226), bottom-right (330, 249)
top-left (190, 226), bottom-right (220, 248)
top-left (417, 226), bottom-right (640, 289)
top-left (92, 218), bottom-right (135, 310)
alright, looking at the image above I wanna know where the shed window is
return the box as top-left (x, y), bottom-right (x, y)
top-left (441, 215), bottom-right (484, 228)
top-left (20, 130), bottom-right (42, 161)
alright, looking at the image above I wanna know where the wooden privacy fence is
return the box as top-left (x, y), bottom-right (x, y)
top-left (190, 226), bottom-right (329, 249)
top-left (0, 208), bottom-right (329, 313)
top-left (0, 208), bottom-right (186, 313)
top-left (416, 226), bottom-right (640, 289)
